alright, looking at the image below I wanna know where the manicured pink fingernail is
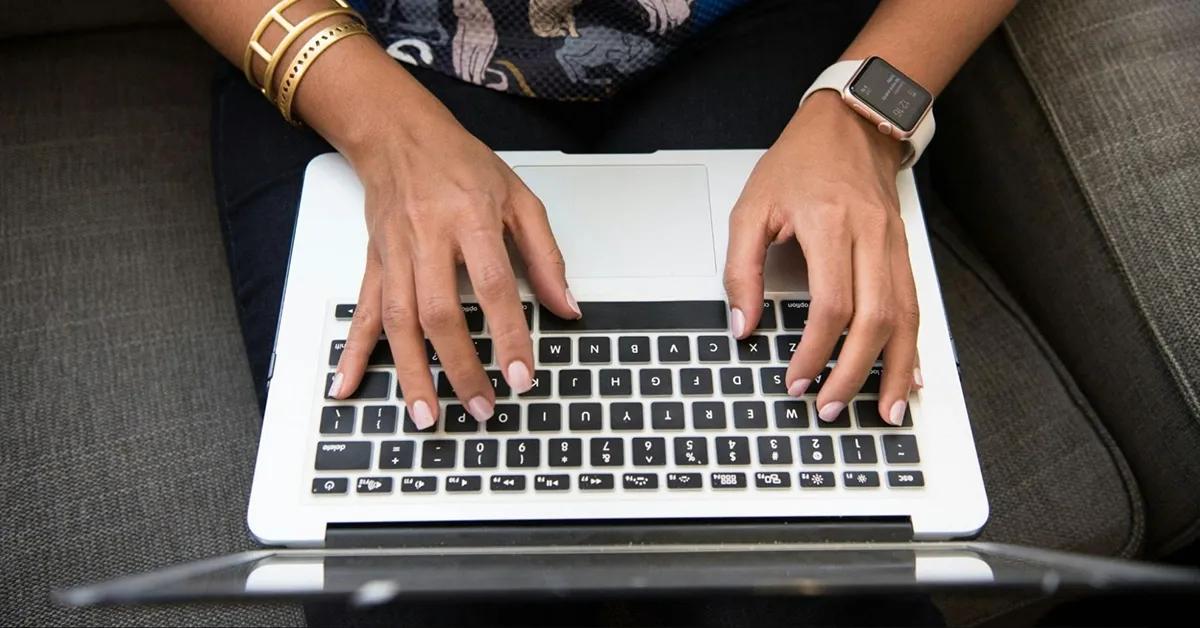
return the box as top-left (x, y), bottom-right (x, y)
top-left (818, 401), bottom-right (846, 422)
top-left (467, 396), bottom-right (494, 422)
top-left (565, 288), bottom-right (582, 319)
top-left (326, 372), bottom-right (344, 398)
top-left (913, 367), bottom-right (924, 388)
top-left (506, 361), bottom-right (533, 394)
top-left (888, 400), bottom-right (907, 426)
top-left (411, 399), bottom-right (435, 430)
top-left (788, 378), bottom-right (811, 397)
top-left (730, 307), bottom-right (746, 338)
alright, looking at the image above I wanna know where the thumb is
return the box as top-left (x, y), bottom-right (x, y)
top-left (723, 200), bottom-right (772, 338)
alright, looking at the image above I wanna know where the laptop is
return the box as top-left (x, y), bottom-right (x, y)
top-left (57, 151), bottom-right (1200, 607)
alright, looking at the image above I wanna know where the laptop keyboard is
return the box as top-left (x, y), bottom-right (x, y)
top-left (311, 299), bottom-right (923, 498)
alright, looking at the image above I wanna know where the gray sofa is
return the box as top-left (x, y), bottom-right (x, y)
top-left (1, 1), bottom-right (1197, 626)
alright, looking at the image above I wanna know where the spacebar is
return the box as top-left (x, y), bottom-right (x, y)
top-left (538, 301), bottom-right (728, 332)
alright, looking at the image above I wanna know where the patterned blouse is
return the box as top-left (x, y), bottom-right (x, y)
top-left (348, 0), bottom-right (747, 100)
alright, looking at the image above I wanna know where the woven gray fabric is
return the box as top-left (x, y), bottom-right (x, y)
top-left (934, 3), bottom-right (1200, 555)
top-left (0, 28), bottom-right (304, 627)
top-left (0, 0), bottom-right (177, 40)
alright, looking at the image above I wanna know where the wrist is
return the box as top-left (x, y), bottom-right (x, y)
top-left (792, 90), bottom-right (906, 170)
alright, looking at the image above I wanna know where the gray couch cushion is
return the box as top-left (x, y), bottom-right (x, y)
top-left (0, 26), bottom-right (303, 627)
top-left (0, 0), bottom-right (177, 40)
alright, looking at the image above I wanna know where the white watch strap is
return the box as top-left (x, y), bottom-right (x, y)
top-left (799, 59), bottom-right (934, 169)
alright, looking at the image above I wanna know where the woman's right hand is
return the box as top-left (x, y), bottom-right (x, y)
top-left (325, 81), bottom-right (580, 429)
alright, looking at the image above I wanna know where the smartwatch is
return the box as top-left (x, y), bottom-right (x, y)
top-left (800, 57), bottom-right (935, 169)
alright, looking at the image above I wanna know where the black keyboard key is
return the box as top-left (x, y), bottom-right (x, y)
top-left (599, 369), bottom-right (633, 396)
top-left (401, 476), bottom-right (437, 493)
top-left (855, 400), bottom-right (913, 428)
top-left (650, 402), bottom-right (686, 430)
top-left (539, 301), bottom-right (727, 331)
top-left (882, 434), bottom-right (920, 464)
top-left (799, 436), bottom-right (835, 464)
top-left (444, 405), bottom-right (477, 432)
top-left (618, 336), bottom-right (651, 363)
top-left (831, 335), bottom-right (845, 360)
top-left (818, 405), bottom-right (852, 428)
top-left (335, 303), bottom-right (357, 319)
top-left (674, 437), bottom-right (708, 465)
top-left (462, 303), bottom-right (485, 333)
top-left (715, 437), bottom-right (751, 465)
top-left (486, 404), bottom-right (521, 432)
top-left (657, 336), bottom-right (691, 362)
top-left (755, 471), bottom-right (791, 489)
top-left (579, 337), bottom-right (611, 363)
top-left (590, 437), bottom-right (624, 466)
top-left (356, 477), bottom-right (393, 494)
top-left (810, 368), bottom-right (831, 394)
top-left (692, 402), bottom-right (726, 429)
top-left (680, 368), bottom-right (714, 395)
top-left (446, 475), bottom-right (482, 492)
top-left (736, 336), bottom-right (771, 362)
top-left (623, 473), bottom-right (658, 490)
top-left (639, 369), bottom-right (673, 396)
top-left (421, 440), bottom-right (457, 468)
top-left (326, 371), bottom-right (390, 400)
top-left (775, 335), bottom-right (802, 361)
top-left (559, 370), bottom-right (592, 397)
top-left (424, 340), bottom-right (440, 365)
top-left (843, 471), bottom-right (881, 488)
top-left (610, 402), bottom-right (644, 430)
top-left (569, 403), bottom-right (603, 430)
top-left (756, 300), bottom-right (777, 330)
top-left (363, 406), bottom-right (398, 434)
top-left (841, 435), bottom-right (877, 464)
top-left (632, 437), bottom-right (667, 466)
top-left (535, 474), bottom-right (570, 491)
top-left (486, 370), bottom-right (511, 398)
top-left (757, 436), bottom-right (793, 465)
top-left (506, 439), bottom-right (540, 467)
top-left (720, 368), bottom-right (755, 394)
top-left (799, 471), bottom-right (835, 488)
top-left (579, 473), bottom-right (615, 490)
top-left (774, 400), bottom-right (810, 428)
top-left (473, 338), bottom-right (494, 364)
top-left (780, 300), bottom-right (810, 329)
top-left (527, 404), bottom-right (562, 431)
top-left (549, 438), bottom-right (582, 467)
top-left (379, 441), bottom-right (415, 469)
top-left (887, 471), bottom-right (925, 487)
top-left (320, 407), bottom-right (356, 434)
top-left (861, 366), bottom-right (883, 394)
top-left (403, 407), bottom-right (436, 433)
top-left (465, 439), bottom-right (499, 468)
top-left (697, 336), bottom-right (730, 362)
top-left (436, 372), bottom-right (456, 399)
top-left (491, 475), bottom-right (526, 491)
top-left (521, 302), bottom-right (533, 328)
top-left (666, 472), bottom-right (702, 489)
top-left (732, 401), bottom-right (768, 429)
top-left (539, 337), bottom-right (571, 363)
top-left (711, 472), bottom-right (747, 489)
top-left (327, 339), bottom-right (394, 367)
top-left (315, 441), bottom-right (371, 470)
top-left (312, 477), bottom-right (349, 494)
top-left (521, 370), bottom-right (552, 398)
top-left (759, 368), bottom-right (788, 394)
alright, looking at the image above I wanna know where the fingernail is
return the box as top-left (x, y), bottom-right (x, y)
top-left (565, 288), bottom-right (582, 319)
top-left (888, 400), bottom-right (907, 426)
top-left (327, 372), bottom-right (344, 398)
top-left (788, 378), bottom-right (811, 397)
top-left (730, 307), bottom-right (746, 338)
top-left (467, 396), bottom-right (494, 422)
top-left (411, 399), bottom-right (435, 430)
top-left (506, 361), bottom-right (533, 394)
top-left (818, 401), bottom-right (846, 422)
top-left (913, 367), bottom-right (924, 388)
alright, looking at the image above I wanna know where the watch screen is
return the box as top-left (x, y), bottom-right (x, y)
top-left (848, 57), bottom-right (932, 132)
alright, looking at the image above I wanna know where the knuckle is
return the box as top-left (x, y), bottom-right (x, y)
top-left (350, 304), bottom-right (379, 329)
top-left (859, 303), bottom-right (895, 332)
top-left (473, 262), bottom-right (515, 300)
top-left (380, 301), bottom-right (417, 330)
top-left (812, 295), bottom-right (853, 327)
top-left (418, 296), bottom-right (462, 331)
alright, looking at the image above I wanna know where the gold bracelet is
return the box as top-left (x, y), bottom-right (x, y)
top-left (242, 0), bottom-right (306, 88)
top-left (276, 20), bottom-right (371, 126)
top-left (241, 0), bottom-right (359, 97)
top-left (262, 6), bottom-right (363, 101)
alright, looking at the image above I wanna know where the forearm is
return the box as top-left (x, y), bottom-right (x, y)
top-left (842, 0), bottom-right (1019, 96)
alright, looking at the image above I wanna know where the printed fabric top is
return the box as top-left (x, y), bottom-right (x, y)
top-left (348, 0), bottom-right (748, 100)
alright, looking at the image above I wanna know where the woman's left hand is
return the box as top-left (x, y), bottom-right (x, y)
top-left (723, 90), bottom-right (922, 426)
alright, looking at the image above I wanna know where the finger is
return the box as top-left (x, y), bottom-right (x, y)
top-left (723, 199), bottom-right (772, 339)
top-left (413, 247), bottom-right (495, 422)
top-left (786, 220), bottom-right (853, 399)
top-left (378, 244), bottom-right (439, 430)
top-left (507, 187), bottom-right (581, 320)
top-left (330, 249), bottom-right (383, 400)
top-left (912, 353), bottom-right (924, 390)
top-left (816, 220), bottom-right (894, 422)
top-left (878, 225), bottom-right (920, 425)
top-left (461, 226), bottom-right (535, 395)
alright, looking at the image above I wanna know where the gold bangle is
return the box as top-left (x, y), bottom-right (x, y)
top-left (262, 6), bottom-right (363, 101)
top-left (241, 0), bottom-right (357, 95)
top-left (276, 20), bottom-right (371, 126)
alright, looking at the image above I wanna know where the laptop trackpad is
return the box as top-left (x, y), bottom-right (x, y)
top-left (515, 165), bottom-right (716, 279)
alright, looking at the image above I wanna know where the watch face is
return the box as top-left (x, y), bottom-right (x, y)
top-left (848, 57), bottom-right (932, 132)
